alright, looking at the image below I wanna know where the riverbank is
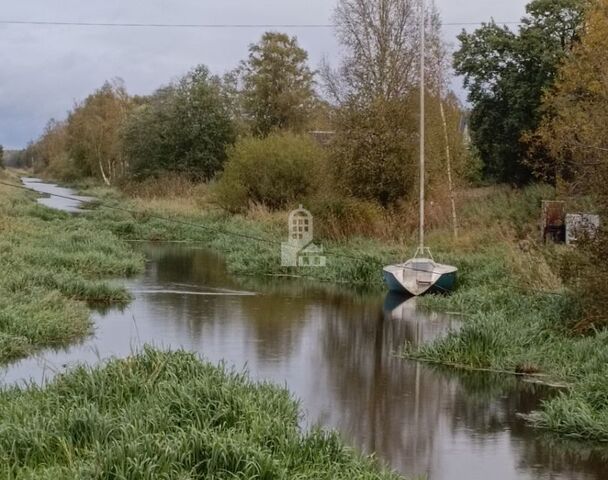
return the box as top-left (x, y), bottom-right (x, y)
top-left (5, 172), bottom-right (608, 444)
top-left (0, 172), bottom-right (143, 363)
top-left (411, 252), bottom-right (608, 442)
top-left (0, 347), bottom-right (400, 479)
top-left (77, 180), bottom-right (608, 443)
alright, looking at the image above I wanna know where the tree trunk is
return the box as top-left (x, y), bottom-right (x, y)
top-left (99, 159), bottom-right (111, 186)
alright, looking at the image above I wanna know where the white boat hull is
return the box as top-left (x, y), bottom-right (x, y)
top-left (383, 258), bottom-right (457, 296)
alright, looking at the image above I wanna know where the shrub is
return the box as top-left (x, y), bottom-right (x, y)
top-left (44, 151), bottom-right (81, 183)
top-left (309, 194), bottom-right (389, 241)
top-left (122, 66), bottom-right (236, 181)
top-left (213, 133), bottom-right (327, 212)
top-left (330, 98), bottom-right (418, 207)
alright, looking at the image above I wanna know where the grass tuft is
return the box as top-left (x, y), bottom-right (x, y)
top-left (0, 180), bottom-right (144, 364)
top-left (0, 348), bottom-right (401, 479)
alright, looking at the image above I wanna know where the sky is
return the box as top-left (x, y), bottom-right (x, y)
top-left (0, 0), bottom-right (529, 149)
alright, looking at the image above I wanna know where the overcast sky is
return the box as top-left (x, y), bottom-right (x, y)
top-left (0, 0), bottom-right (528, 149)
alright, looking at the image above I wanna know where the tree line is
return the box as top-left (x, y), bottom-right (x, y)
top-left (456, 0), bottom-right (608, 328)
top-left (13, 0), bottom-right (605, 217)
top-left (11, 0), bottom-right (608, 325)
top-left (14, 0), bottom-right (471, 212)
top-left (12, 0), bottom-right (604, 217)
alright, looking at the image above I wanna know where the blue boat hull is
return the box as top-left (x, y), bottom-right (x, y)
top-left (383, 269), bottom-right (457, 296)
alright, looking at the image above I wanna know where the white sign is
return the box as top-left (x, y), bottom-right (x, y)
top-left (565, 214), bottom-right (600, 245)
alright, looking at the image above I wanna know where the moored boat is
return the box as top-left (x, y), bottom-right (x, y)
top-left (383, 257), bottom-right (457, 296)
top-left (382, 0), bottom-right (457, 296)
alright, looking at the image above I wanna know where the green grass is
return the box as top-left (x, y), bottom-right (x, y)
top-left (407, 248), bottom-right (608, 442)
top-left (83, 191), bottom-right (399, 288)
top-left (17, 175), bottom-right (608, 443)
top-left (0, 181), bottom-right (144, 363)
top-left (0, 347), bottom-right (401, 479)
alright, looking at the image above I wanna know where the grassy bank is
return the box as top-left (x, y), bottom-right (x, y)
top-left (0, 172), bottom-right (143, 363)
top-left (79, 181), bottom-right (556, 290)
top-left (0, 347), bottom-right (399, 479)
top-left (408, 249), bottom-right (608, 442)
top-left (80, 182), bottom-right (400, 288)
top-left (9, 171), bottom-right (608, 443)
top-left (78, 181), bottom-right (608, 443)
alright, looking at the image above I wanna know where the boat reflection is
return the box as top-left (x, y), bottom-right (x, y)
top-left (383, 293), bottom-right (460, 346)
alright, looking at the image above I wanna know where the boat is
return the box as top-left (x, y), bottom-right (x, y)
top-left (382, 0), bottom-right (457, 296)
top-left (383, 253), bottom-right (457, 296)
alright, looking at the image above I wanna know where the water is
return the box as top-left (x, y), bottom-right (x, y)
top-left (21, 177), bottom-right (92, 212)
top-left (7, 180), bottom-right (607, 480)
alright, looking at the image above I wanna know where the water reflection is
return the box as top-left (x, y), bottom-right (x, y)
top-left (1, 244), bottom-right (606, 479)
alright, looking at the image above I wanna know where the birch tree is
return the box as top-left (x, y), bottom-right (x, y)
top-left (66, 80), bottom-right (133, 185)
top-left (324, 0), bottom-right (442, 104)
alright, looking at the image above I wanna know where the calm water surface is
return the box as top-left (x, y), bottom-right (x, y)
top-left (5, 180), bottom-right (607, 480)
top-left (21, 177), bottom-right (92, 212)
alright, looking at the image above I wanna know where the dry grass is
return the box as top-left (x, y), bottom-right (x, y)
top-left (120, 174), bottom-right (215, 218)
top-left (121, 174), bottom-right (209, 200)
top-left (114, 176), bottom-right (562, 294)
top-left (118, 178), bottom-right (555, 260)
top-left (505, 242), bottom-right (563, 292)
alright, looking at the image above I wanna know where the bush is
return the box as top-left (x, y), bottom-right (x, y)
top-left (330, 98), bottom-right (418, 207)
top-left (44, 151), bottom-right (81, 183)
top-left (309, 194), bottom-right (389, 241)
top-left (213, 133), bottom-right (327, 212)
top-left (122, 65), bottom-right (236, 181)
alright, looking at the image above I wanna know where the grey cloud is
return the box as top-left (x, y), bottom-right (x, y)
top-left (0, 0), bottom-right (528, 148)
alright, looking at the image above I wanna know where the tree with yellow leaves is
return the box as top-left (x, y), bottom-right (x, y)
top-left (535, 0), bottom-right (608, 329)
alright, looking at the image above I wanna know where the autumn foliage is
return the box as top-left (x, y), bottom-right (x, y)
top-left (535, 0), bottom-right (608, 329)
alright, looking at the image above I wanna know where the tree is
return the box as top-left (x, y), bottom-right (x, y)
top-left (122, 66), bottom-right (236, 180)
top-left (325, 0), bottom-right (469, 207)
top-left (32, 119), bottom-right (69, 176)
top-left (533, 0), bottom-right (608, 329)
top-left (324, 0), bottom-right (442, 104)
top-left (331, 98), bottom-right (419, 206)
top-left (214, 133), bottom-right (326, 212)
top-left (454, 0), bottom-right (585, 184)
top-left (0, 145), bottom-right (4, 169)
top-left (241, 32), bottom-right (316, 137)
top-left (66, 80), bottom-right (133, 184)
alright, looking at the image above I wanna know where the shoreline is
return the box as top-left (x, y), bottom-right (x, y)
top-left (8, 172), bottom-right (608, 443)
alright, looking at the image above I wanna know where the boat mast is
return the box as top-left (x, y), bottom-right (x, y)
top-left (419, 0), bottom-right (426, 252)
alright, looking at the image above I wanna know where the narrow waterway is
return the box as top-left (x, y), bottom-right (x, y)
top-left (21, 177), bottom-right (92, 212)
top-left (4, 179), bottom-right (607, 480)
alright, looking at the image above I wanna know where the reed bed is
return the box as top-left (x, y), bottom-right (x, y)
top-left (0, 348), bottom-right (401, 479)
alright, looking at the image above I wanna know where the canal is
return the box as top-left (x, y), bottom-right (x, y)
top-left (3, 178), bottom-right (606, 480)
